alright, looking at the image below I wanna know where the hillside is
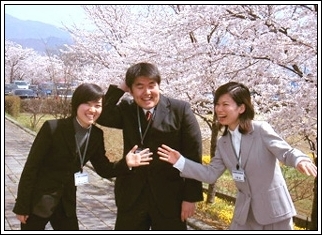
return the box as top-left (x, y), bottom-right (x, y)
top-left (4, 13), bottom-right (73, 53)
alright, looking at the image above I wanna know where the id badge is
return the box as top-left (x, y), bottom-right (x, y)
top-left (232, 169), bottom-right (245, 182)
top-left (74, 171), bottom-right (89, 186)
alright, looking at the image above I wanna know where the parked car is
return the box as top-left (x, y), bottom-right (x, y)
top-left (29, 84), bottom-right (47, 98)
top-left (13, 80), bottom-right (29, 89)
top-left (39, 82), bottom-right (54, 96)
top-left (5, 83), bottom-right (18, 95)
top-left (56, 88), bottom-right (73, 100)
top-left (11, 89), bottom-right (37, 99)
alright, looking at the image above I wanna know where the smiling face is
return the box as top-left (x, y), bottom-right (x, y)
top-left (130, 76), bottom-right (160, 110)
top-left (215, 93), bottom-right (245, 131)
top-left (76, 99), bottom-right (103, 128)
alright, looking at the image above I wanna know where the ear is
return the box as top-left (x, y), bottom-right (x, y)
top-left (239, 104), bottom-right (246, 114)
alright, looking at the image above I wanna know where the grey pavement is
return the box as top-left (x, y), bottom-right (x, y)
top-left (4, 116), bottom-right (216, 232)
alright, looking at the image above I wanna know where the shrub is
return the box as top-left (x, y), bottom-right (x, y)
top-left (43, 97), bottom-right (71, 119)
top-left (5, 96), bottom-right (20, 118)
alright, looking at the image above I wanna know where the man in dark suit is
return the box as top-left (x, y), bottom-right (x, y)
top-left (97, 62), bottom-right (203, 230)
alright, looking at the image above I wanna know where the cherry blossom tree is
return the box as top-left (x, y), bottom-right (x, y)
top-left (64, 5), bottom-right (317, 210)
top-left (5, 40), bottom-right (38, 83)
top-left (65, 4), bottom-right (316, 141)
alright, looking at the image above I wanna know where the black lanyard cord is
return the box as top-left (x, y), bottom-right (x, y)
top-left (75, 127), bottom-right (91, 172)
top-left (137, 106), bottom-right (154, 146)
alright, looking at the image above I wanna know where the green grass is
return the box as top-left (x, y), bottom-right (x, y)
top-left (8, 112), bottom-right (55, 133)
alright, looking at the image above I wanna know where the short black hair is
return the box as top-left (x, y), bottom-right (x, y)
top-left (125, 62), bottom-right (161, 88)
top-left (71, 83), bottom-right (104, 117)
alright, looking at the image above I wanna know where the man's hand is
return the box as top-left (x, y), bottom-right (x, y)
top-left (118, 81), bottom-right (130, 92)
top-left (126, 145), bottom-right (153, 167)
top-left (16, 214), bottom-right (29, 224)
top-left (181, 201), bottom-right (196, 222)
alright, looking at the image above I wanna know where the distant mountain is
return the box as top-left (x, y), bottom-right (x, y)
top-left (5, 14), bottom-right (73, 54)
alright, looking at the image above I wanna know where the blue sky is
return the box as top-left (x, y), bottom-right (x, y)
top-left (4, 3), bottom-right (89, 28)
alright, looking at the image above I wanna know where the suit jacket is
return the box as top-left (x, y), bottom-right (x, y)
top-left (181, 120), bottom-right (311, 226)
top-left (13, 117), bottom-right (129, 217)
top-left (97, 85), bottom-right (203, 216)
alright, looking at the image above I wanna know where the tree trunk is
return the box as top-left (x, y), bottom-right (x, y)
top-left (309, 156), bottom-right (317, 230)
top-left (206, 115), bottom-right (219, 204)
top-left (307, 136), bottom-right (317, 230)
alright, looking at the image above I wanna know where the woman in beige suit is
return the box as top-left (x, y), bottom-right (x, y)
top-left (158, 81), bottom-right (317, 230)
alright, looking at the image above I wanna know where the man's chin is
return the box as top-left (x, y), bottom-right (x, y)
top-left (140, 102), bottom-right (155, 109)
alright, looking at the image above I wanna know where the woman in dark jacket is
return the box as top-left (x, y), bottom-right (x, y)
top-left (13, 83), bottom-right (152, 230)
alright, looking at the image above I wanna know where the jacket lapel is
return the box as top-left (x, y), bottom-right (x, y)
top-left (221, 135), bottom-right (238, 168)
top-left (239, 124), bottom-right (255, 169)
top-left (151, 95), bottom-right (168, 127)
top-left (221, 127), bottom-right (255, 170)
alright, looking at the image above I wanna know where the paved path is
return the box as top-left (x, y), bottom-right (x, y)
top-left (4, 116), bottom-right (216, 232)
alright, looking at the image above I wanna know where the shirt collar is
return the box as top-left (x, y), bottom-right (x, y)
top-left (74, 117), bottom-right (91, 131)
top-left (143, 108), bottom-right (155, 114)
top-left (228, 126), bottom-right (241, 138)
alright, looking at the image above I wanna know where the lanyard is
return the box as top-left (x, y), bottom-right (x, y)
top-left (75, 128), bottom-right (91, 172)
top-left (137, 106), bottom-right (154, 146)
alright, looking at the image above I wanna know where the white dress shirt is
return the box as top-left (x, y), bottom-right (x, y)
top-left (229, 127), bottom-right (241, 157)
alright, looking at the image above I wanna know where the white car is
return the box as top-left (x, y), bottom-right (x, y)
top-left (13, 81), bottom-right (29, 89)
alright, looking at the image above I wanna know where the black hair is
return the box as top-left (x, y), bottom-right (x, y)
top-left (214, 81), bottom-right (255, 135)
top-left (71, 83), bottom-right (105, 117)
top-left (125, 62), bottom-right (161, 88)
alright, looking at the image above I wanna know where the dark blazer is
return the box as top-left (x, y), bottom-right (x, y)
top-left (181, 121), bottom-right (312, 226)
top-left (97, 85), bottom-right (203, 216)
top-left (13, 117), bottom-right (129, 217)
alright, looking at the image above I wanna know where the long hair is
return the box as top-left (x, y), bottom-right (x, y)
top-left (214, 82), bottom-right (255, 136)
top-left (71, 83), bottom-right (105, 118)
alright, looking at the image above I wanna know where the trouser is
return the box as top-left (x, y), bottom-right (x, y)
top-left (21, 200), bottom-right (79, 230)
top-left (115, 185), bottom-right (186, 230)
top-left (229, 206), bottom-right (293, 230)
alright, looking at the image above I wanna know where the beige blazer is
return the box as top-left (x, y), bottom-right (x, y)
top-left (181, 120), bottom-right (310, 226)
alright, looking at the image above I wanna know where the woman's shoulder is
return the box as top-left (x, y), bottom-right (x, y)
top-left (251, 120), bottom-right (276, 135)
